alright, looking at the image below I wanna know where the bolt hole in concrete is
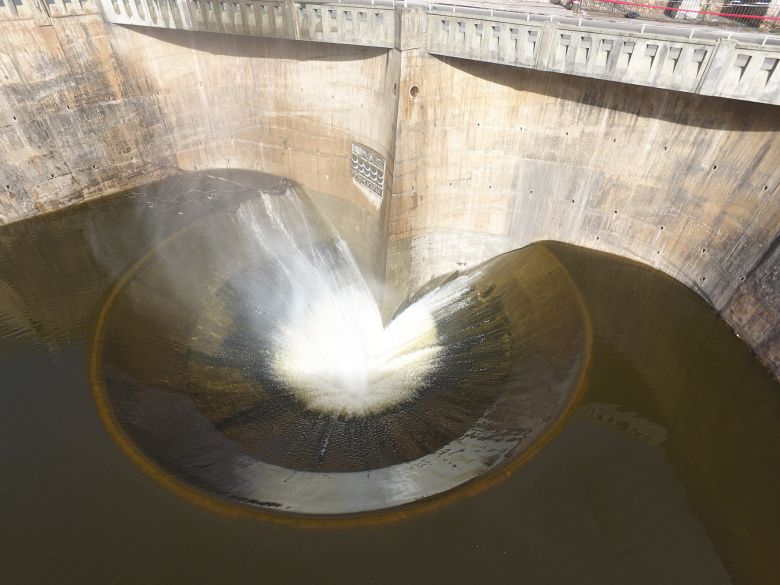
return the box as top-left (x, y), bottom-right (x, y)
top-left (0, 170), bottom-right (779, 585)
top-left (409, 84), bottom-right (419, 98)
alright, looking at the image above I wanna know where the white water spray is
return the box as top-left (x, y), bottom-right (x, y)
top-left (230, 187), bottom-right (476, 418)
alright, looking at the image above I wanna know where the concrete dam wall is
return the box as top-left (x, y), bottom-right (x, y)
top-left (0, 5), bottom-right (778, 377)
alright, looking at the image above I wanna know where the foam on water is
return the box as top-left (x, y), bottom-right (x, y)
top-left (233, 187), bottom-right (475, 418)
top-left (272, 285), bottom-right (442, 417)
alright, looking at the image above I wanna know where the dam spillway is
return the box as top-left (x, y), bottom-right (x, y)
top-left (1, 1), bottom-right (780, 584)
top-left (93, 170), bottom-right (589, 515)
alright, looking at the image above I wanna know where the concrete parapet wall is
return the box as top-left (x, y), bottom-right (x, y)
top-left (543, 25), bottom-right (714, 93)
top-left (95, 0), bottom-right (396, 47)
top-left (426, 13), bottom-right (543, 68)
top-left (0, 0), bottom-right (97, 20)
top-left (425, 12), bottom-right (780, 104)
top-left (86, 0), bottom-right (780, 104)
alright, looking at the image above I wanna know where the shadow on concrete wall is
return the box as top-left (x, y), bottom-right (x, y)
top-left (438, 55), bottom-right (780, 132)
top-left (120, 25), bottom-right (388, 63)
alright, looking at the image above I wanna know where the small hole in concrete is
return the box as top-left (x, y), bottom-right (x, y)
top-left (66, 105), bottom-right (70, 110)
top-left (571, 199), bottom-right (575, 203)
top-left (50, 174), bottom-right (54, 178)
top-left (739, 276), bottom-right (745, 282)
top-left (660, 226), bottom-right (665, 230)
top-left (392, 82), bottom-right (398, 95)
top-left (12, 116), bottom-right (16, 120)
top-left (656, 250), bottom-right (660, 254)
top-left (596, 236), bottom-right (600, 240)
top-left (529, 190), bottom-right (533, 195)
top-left (701, 277), bottom-right (706, 282)
top-left (701, 248), bottom-right (706, 253)
top-left (763, 185), bottom-right (769, 191)
top-left (663, 146), bottom-right (667, 151)
top-left (712, 165), bottom-right (718, 170)
top-left (565, 132), bottom-right (569, 136)
top-left (613, 210), bottom-right (618, 214)
top-left (409, 85), bottom-right (419, 98)
top-left (612, 138), bottom-right (616, 143)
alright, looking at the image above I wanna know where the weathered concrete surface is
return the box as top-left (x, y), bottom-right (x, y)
top-left (0, 14), bottom-right (399, 277)
top-left (0, 7), bottom-right (778, 378)
top-left (387, 14), bottom-right (780, 376)
top-left (97, 0), bottom-right (780, 105)
top-left (105, 24), bottom-right (400, 274)
top-left (0, 14), bottom-right (176, 222)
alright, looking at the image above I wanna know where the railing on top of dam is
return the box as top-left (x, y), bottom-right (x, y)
top-left (92, 0), bottom-right (397, 47)
top-left (2, 0), bottom-right (777, 104)
top-left (0, 0), bottom-right (97, 20)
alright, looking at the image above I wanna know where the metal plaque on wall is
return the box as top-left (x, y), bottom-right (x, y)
top-left (351, 142), bottom-right (385, 204)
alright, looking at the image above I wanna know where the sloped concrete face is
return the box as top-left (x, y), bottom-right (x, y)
top-left (0, 13), bottom-right (399, 279)
top-left (0, 10), bottom-right (778, 378)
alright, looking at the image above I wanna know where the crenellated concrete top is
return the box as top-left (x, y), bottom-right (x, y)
top-left (3, 0), bottom-right (778, 103)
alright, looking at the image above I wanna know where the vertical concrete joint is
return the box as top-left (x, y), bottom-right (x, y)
top-left (536, 22), bottom-right (558, 70)
top-left (176, 0), bottom-right (193, 29)
top-left (283, 0), bottom-right (299, 40)
top-left (697, 38), bottom-right (737, 95)
top-left (396, 7), bottom-right (427, 51)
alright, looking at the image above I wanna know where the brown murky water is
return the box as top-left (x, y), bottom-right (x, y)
top-left (1, 170), bottom-right (778, 585)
